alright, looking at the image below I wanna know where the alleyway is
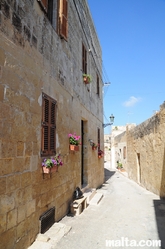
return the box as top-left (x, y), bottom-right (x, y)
top-left (53, 163), bottom-right (165, 249)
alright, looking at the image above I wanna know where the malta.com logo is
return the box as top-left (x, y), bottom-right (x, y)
top-left (105, 237), bottom-right (161, 247)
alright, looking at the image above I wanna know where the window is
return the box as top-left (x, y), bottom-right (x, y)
top-left (59, 0), bottom-right (68, 39)
top-left (38, 0), bottom-right (54, 23)
top-left (38, 0), bottom-right (68, 38)
top-left (96, 74), bottom-right (100, 96)
top-left (38, 0), bottom-right (48, 12)
top-left (82, 43), bottom-right (87, 74)
top-left (41, 93), bottom-right (57, 156)
top-left (123, 146), bottom-right (126, 159)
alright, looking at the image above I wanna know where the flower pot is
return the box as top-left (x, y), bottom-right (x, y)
top-left (83, 76), bottom-right (90, 84)
top-left (42, 166), bottom-right (50, 173)
top-left (69, 145), bottom-right (79, 151)
top-left (51, 166), bottom-right (58, 172)
top-left (92, 146), bottom-right (97, 150)
top-left (98, 154), bottom-right (103, 158)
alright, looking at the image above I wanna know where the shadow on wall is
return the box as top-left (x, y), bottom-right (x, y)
top-left (153, 147), bottom-right (165, 249)
top-left (160, 147), bottom-right (165, 198)
top-left (104, 168), bottom-right (116, 182)
top-left (153, 200), bottom-right (165, 249)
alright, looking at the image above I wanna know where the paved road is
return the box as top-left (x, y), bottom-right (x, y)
top-left (53, 165), bottom-right (165, 249)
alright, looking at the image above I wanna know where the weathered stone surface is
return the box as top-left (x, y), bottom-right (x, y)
top-left (16, 141), bottom-right (24, 157)
top-left (6, 174), bottom-right (21, 193)
top-left (26, 199), bottom-right (36, 217)
top-left (7, 208), bottom-right (17, 230)
top-left (114, 106), bottom-right (165, 198)
top-left (0, 158), bottom-right (13, 176)
top-left (0, 213), bottom-right (6, 234)
top-left (0, 47), bottom-right (6, 65)
top-left (0, 194), bottom-right (15, 215)
top-left (17, 204), bottom-right (26, 223)
top-left (0, 228), bottom-right (16, 249)
top-left (0, 0), bottom-right (103, 248)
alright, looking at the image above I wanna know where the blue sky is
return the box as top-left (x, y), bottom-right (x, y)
top-left (87, 0), bottom-right (165, 134)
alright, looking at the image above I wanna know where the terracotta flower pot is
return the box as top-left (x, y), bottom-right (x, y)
top-left (83, 76), bottom-right (90, 84)
top-left (69, 145), bottom-right (79, 151)
top-left (92, 146), bottom-right (97, 150)
top-left (42, 166), bottom-right (50, 173)
top-left (51, 166), bottom-right (58, 172)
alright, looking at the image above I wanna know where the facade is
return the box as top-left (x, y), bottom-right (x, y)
top-left (111, 126), bottom-right (127, 169)
top-left (104, 134), bottom-right (111, 162)
top-left (126, 102), bottom-right (165, 197)
top-left (113, 102), bottom-right (165, 198)
top-left (0, 0), bottom-right (104, 248)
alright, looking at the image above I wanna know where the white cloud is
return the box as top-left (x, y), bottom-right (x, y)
top-left (123, 96), bottom-right (141, 107)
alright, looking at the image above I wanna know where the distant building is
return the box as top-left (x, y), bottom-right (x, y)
top-left (111, 124), bottom-right (136, 169)
top-left (104, 134), bottom-right (111, 162)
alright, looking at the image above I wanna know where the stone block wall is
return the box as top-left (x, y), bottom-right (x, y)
top-left (0, 0), bottom-right (104, 248)
top-left (127, 102), bottom-right (165, 197)
top-left (113, 131), bottom-right (127, 169)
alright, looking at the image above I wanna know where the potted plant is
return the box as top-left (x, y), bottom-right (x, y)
top-left (83, 74), bottom-right (92, 84)
top-left (68, 133), bottom-right (81, 151)
top-left (42, 154), bottom-right (63, 173)
top-left (98, 149), bottom-right (104, 158)
top-left (116, 161), bottom-right (123, 170)
top-left (91, 142), bottom-right (98, 150)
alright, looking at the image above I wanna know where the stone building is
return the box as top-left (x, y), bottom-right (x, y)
top-left (0, 0), bottom-right (104, 248)
top-left (110, 126), bottom-right (127, 169)
top-left (126, 102), bottom-right (165, 197)
top-left (104, 134), bottom-right (111, 162)
top-left (113, 102), bottom-right (165, 198)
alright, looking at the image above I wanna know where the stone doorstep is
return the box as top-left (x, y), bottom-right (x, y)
top-left (83, 188), bottom-right (96, 204)
top-left (83, 188), bottom-right (104, 206)
top-left (89, 192), bottom-right (103, 205)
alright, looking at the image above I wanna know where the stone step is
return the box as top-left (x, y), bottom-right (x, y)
top-left (89, 192), bottom-right (103, 205)
top-left (27, 223), bottom-right (71, 249)
top-left (83, 188), bottom-right (96, 204)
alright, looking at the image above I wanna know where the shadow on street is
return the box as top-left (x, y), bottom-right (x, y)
top-left (104, 167), bottom-right (116, 182)
top-left (153, 199), bottom-right (165, 249)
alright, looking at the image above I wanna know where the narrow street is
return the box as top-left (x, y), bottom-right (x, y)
top-left (53, 163), bottom-right (165, 249)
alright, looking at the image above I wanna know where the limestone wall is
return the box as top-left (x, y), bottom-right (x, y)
top-left (0, 0), bottom-right (104, 248)
top-left (127, 102), bottom-right (165, 197)
top-left (111, 126), bottom-right (127, 169)
top-left (114, 131), bottom-right (127, 169)
top-left (104, 135), bottom-right (111, 161)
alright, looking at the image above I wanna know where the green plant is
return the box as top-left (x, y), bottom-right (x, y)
top-left (83, 74), bottom-right (92, 83)
top-left (42, 154), bottom-right (63, 168)
top-left (91, 142), bottom-right (98, 149)
top-left (116, 161), bottom-right (123, 169)
top-left (68, 133), bottom-right (81, 145)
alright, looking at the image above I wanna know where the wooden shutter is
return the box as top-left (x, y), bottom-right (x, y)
top-left (50, 101), bottom-right (56, 152)
top-left (82, 44), bottom-right (87, 74)
top-left (97, 74), bottom-right (100, 96)
top-left (38, 0), bottom-right (48, 12)
top-left (41, 93), bottom-right (56, 156)
top-left (98, 128), bottom-right (100, 151)
top-left (59, 0), bottom-right (68, 39)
